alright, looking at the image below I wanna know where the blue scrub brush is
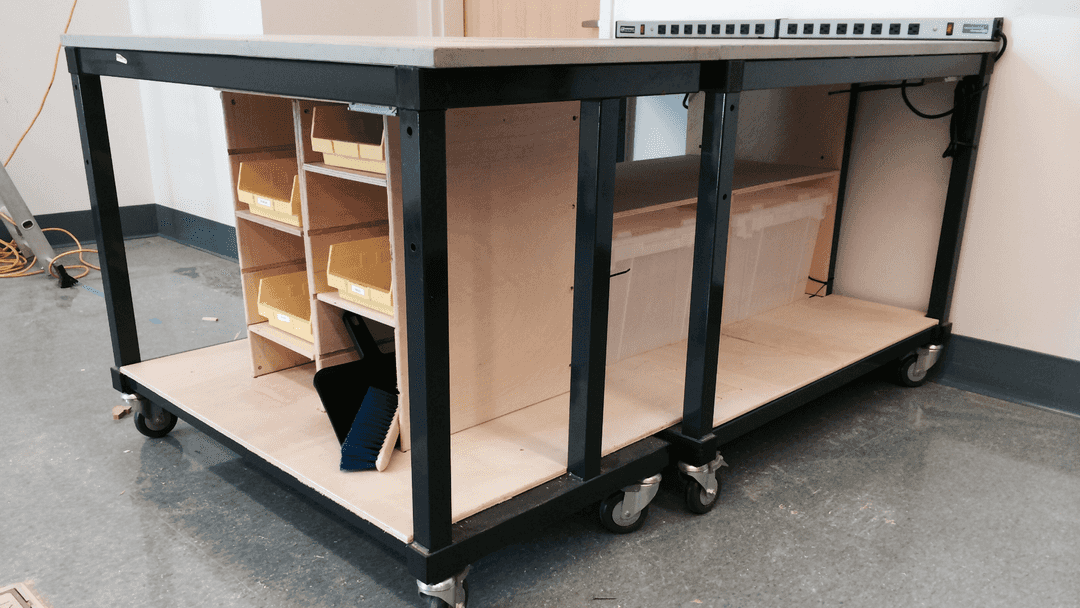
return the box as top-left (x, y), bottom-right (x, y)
top-left (340, 386), bottom-right (400, 471)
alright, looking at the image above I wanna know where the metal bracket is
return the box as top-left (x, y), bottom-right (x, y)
top-left (619, 473), bottom-right (662, 521)
top-left (122, 393), bottom-right (171, 429)
top-left (417, 566), bottom-right (469, 608)
top-left (678, 454), bottom-right (727, 496)
top-left (347, 102), bottom-right (397, 116)
top-left (914, 344), bottom-right (944, 377)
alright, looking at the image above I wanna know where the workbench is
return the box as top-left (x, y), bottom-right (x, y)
top-left (62, 32), bottom-right (1001, 606)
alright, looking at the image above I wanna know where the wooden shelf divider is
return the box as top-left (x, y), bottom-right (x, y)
top-left (304, 162), bottom-right (388, 187)
top-left (235, 208), bottom-right (304, 236)
top-left (316, 291), bottom-right (397, 328)
top-left (248, 321), bottom-right (316, 359)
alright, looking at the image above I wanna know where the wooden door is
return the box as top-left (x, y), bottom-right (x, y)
top-left (464, 0), bottom-right (599, 38)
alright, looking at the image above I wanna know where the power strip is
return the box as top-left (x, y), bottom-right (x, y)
top-left (616, 20), bottom-right (777, 39)
top-left (615, 18), bottom-right (1000, 41)
top-left (778, 18), bottom-right (1000, 40)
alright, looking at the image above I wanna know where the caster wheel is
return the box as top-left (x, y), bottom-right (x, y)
top-left (895, 354), bottom-right (929, 387)
top-left (683, 472), bottom-right (720, 514)
top-left (599, 492), bottom-right (648, 534)
top-left (134, 410), bottom-right (177, 438)
top-left (422, 580), bottom-right (468, 608)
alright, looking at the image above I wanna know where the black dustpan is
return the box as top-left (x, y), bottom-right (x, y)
top-left (313, 311), bottom-right (397, 445)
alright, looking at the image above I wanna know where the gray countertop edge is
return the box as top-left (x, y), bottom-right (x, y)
top-left (60, 33), bottom-right (1000, 69)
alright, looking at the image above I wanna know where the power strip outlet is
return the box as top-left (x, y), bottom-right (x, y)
top-left (777, 18), bottom-right (1000, 40)
top-left (616, 20), bottom-right (778, 39)
top-left (614, 18), bottom-right (1001, 42)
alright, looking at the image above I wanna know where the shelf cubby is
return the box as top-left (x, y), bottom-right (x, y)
top-left (222, 92), bottom-right (296, 153)
top-left (236, 217), bottom-right (306, 272)
top-left (302, 170), bottom-right (390, 232)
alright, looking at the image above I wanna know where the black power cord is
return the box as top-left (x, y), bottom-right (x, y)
top-left (901, 81), bottom-right (954, 119)
top-left (832, 30), bottom-right (1007, 157)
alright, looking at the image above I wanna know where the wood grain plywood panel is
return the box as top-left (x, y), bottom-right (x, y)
top-left (222, 92), bottom-right (296, 152)
top-left (122, 296), bottom-right (937, 541)
top-left (236, 215), bottom-right (305, 271)
top-left (443, 101), bottom-right (578, 433)
top-left (122, 341), bottom-right (415, 540)
top-left (121, 341), bottom-right (570, 541)
top-left (392, 102), bottom-right (580, 448)
top-left (465, 0), bottom-right (598, 39)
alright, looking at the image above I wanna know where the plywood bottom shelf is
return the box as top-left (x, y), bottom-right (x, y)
top-left (120, 294), bottom-right (935, 544)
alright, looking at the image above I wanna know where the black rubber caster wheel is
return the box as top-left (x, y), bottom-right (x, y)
top-left (599, 492), bottom-right (648, 534)
top-left (134, 410), bottom-right (178, 438)
top-left (895, 354), bottom-right (929, 388)
top-left (683, 472), bottom-right (720, 514)
top-left (422, 580), bottom-right (468, 608)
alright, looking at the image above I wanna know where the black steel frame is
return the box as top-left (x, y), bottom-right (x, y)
top-left (66, 41), bottom-right (996, 586)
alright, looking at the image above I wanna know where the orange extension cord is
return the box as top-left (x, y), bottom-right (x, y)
top-left (2, 0), bottom-right (99, 281)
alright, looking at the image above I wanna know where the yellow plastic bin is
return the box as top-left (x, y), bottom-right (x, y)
top-left (237, 158), bottom-right (302, 227)
top-left (326, 236), bottom-right (393, 316)
top-left (258, 271), bottom-right (313, 342)
top-left (311, 106), bottom-right (386, 174)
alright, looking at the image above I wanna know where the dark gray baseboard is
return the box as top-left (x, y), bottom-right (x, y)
top-left (1, 203), bottom-right (158, 246)
top-left (0, 204), bottom-right (237, 261)
top-left (156, 205), bottom-right (238, 260)
top-left (937, 334), bottom-right (1080, 417)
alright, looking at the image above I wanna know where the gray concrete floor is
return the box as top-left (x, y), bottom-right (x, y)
top-left (3, 236), bottom-right (1079, 607)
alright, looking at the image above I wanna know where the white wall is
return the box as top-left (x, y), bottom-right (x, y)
top-left (1, 0), bottom-right (154, 216)
top-left (1, 0), bottom-right (262, 230)
top-left (127, 1), bottom-right (263, 227)
top-left (633, 95), bottom-right (688, 160)
top-left (611, 0), bottom-right (1080, 361)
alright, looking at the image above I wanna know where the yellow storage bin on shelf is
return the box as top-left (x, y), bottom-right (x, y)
top-left (311, 106), bottom-right (386, 174)
top-left (326, 236), bottom-right (393, 316)
top-left (237, 158), bottom-right (302, 227)
top-left (258, 271), bottom-right (313, 342)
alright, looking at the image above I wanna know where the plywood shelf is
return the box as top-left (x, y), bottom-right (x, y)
top-left (316, 291), bottom-right (397, 328)
top-left (120, 294), bottom-right (935, 544)
top-left (304, 162), bottom-right (388, 187)
top-left (614, 156), bottom-right (840, 218)
top-left (236, 209), bottom-right (304, 236)
top-left (248, 321), bottom-right (316, 359)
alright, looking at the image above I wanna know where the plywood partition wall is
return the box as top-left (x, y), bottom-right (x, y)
top-left (390, 102), bottom-right (580, 451)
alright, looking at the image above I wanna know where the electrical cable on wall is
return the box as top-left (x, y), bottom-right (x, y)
top-left (827, 30), bottom-right (1006, 157)
top-left (1, 0), bottom-right (99, 281)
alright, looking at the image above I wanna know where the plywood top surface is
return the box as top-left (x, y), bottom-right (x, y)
top-left (61, 33), bottom-right (998, 68)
